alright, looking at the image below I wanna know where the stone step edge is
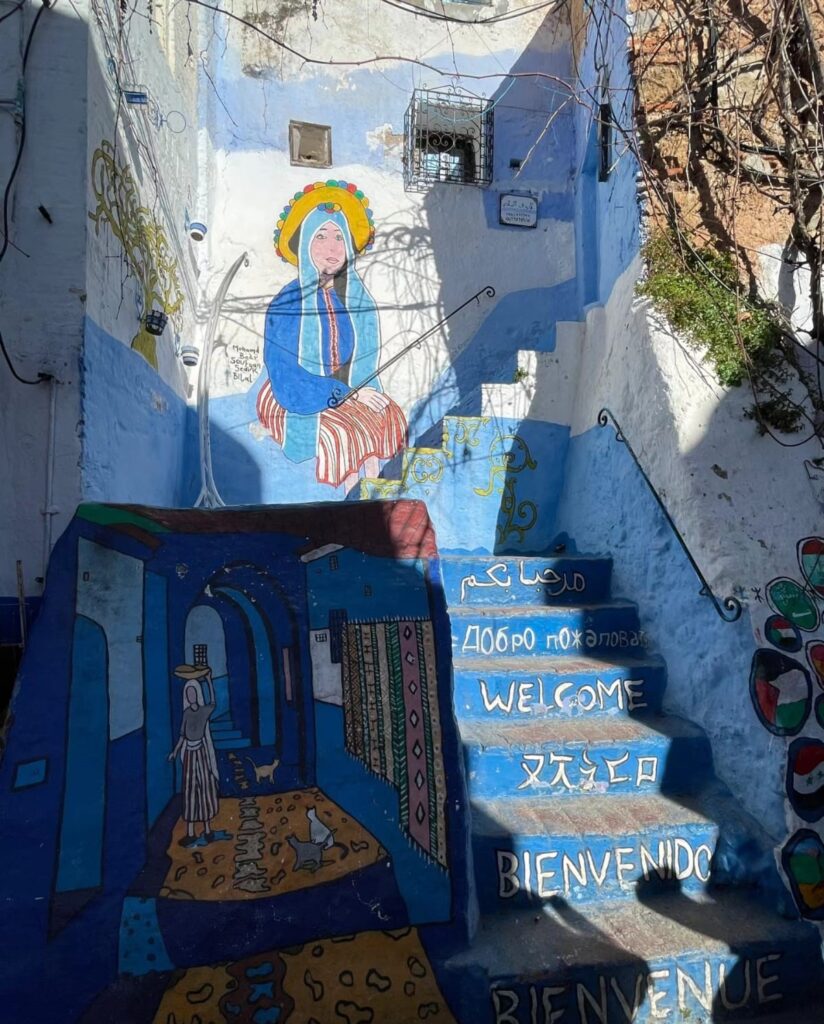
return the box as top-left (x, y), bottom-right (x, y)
top-left (438, 553), bottom-right (612, 563)
top-left (453, 654), bottom-right (664, 673)
top-left (444, 892), bottom-right (818, 972)
top-left (449, 600), bottom-right (638, 617)
top-left (459, 711), bottom-right (702, 748)
top-left (468, 791), bottom-right (719, 838)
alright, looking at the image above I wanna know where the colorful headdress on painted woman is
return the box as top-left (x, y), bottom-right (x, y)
top-left (274, 179), bottom-right (375, 264)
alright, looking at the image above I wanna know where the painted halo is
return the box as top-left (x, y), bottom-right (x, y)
top-left (274, 180), bottom-right (375, 265)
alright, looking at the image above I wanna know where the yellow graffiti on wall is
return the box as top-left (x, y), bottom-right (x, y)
top-left (88, 139), bottom-right (184, 369)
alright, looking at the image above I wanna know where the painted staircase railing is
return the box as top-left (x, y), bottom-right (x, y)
top-left (598, 407), bottom-right (743, 622)
top-left (328, 284), bottom-right (496, 408)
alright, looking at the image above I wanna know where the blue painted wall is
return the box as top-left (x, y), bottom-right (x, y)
top-left (0, 501), bottom-right (469, 1021)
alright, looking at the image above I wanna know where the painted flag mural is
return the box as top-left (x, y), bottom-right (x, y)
top-left (750, 649), bottom-right (811, 736)
top-left (782, 830), bottom-right (824, 918)
top-left (764, 614), bottom-right (802, 653)
top-left (787, 738), bottom-right (824, 821)
top-left (766, 577), bottom-right (819, 633)
top-left (806, 641), bottom-right (824, 689)
top-left (798, 537), bottom-right (824, 599)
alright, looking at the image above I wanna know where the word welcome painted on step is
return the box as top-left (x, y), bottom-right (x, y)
top-left (478, 676), bottom-right (647, 716)
top-left (496, 838), bottom-right (712, 899)
top-left (492, 953), bottom-right (783, 1023)
top-left (516, 751), bottom-right (658, 792)
top-left (460, 625), bottom-right (648, 656)
top-left (460, 562), bottom-right (587, 603)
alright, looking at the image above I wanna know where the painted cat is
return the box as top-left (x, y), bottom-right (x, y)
top-left (246, 755), bottom-right (280, 784)
top-left (287, 834), bottom-right (325, 873)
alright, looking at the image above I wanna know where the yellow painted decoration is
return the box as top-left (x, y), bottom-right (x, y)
top-left (88, 140), bottom-right (184, 370)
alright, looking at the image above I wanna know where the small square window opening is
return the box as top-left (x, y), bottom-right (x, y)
top-left (289, 120), bottom-right (332, 168)
top-left (404, 89), bottom-right (493, 192)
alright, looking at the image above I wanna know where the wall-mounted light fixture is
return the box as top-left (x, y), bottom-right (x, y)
top-left (180, 345), bottom-right (200, 367)
top-left (188, 221), bottom-right (207, 242)
top-left (144, 309), bottom-right (169, 336)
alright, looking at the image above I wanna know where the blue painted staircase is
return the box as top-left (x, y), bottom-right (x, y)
top-left (437, 552), bottom-right (823, 1023)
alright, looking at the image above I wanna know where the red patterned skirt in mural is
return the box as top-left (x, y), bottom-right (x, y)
top-left (257, 380), bottom-right (407, 488)
top-left (182, 743), bottom-right (219, 823)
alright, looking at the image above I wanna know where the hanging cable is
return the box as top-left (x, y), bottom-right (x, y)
top-left (0, 2), bottom-right (52, 385)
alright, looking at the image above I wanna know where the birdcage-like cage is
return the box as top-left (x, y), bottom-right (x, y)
top-left (403, 89), bottom-right (494, 192)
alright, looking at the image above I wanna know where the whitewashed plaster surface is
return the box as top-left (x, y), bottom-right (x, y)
top-left (0, 1), bottom-right (87, 600)
top-left (561, 254), bottom-right (824, 846)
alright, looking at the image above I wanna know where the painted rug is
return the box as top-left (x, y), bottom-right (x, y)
top-left (341, 619), bottom-right (447, 867)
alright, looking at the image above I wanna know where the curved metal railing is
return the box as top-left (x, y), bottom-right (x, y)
top-left (598, 407), bottom-right (743, 622)
top-left (328, 285), bottom-right (496, 408)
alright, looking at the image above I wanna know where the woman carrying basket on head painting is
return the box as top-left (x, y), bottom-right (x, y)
top-left (256, 180), bottom-right (407, 493)
top-left (169, 664), bottom-right (228, 848)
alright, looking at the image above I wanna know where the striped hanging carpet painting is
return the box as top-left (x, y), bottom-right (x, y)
top-left (341, 619), bottom-right (447, 868)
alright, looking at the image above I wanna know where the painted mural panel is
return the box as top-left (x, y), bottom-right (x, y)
top-left (0, 502), bottom-right (467, 1022)
top-left (257, 180), bottom-right (407, 492)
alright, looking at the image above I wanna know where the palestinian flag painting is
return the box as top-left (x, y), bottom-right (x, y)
top-left (787, 738), bottom-right (824, 821)
top-left (764, 614), bottom-right (802, 653)
top-left (750, 649), bottom-right (811, 736)
top-left (781, 829), bottom-right (824, 919)
top-left (806, 641), bottom-right (824, 689)
top-left (798, 537), bottom-right (824, 599)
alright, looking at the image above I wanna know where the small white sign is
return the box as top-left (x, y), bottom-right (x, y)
top-left (500, 193), bottom-right (538, 228)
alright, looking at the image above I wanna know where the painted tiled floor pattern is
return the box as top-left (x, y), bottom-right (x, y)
top-left (160, 788), bottom-right (386, 902)
top-left (152, 928), bottom-right (456, 1024)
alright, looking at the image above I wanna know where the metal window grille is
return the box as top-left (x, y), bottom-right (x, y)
top-left (404, 89), bottom-right (493, 192)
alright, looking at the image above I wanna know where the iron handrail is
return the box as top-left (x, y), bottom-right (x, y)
top-left (598, 407), bottom-right (743, 622)
top-left (327, 284), bottom-right (496, 408)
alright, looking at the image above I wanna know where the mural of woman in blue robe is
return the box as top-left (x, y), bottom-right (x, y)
top-left (257, 181), bottom-right (407, 493)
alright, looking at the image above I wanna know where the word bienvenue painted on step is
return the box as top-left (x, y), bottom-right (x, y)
top-left (496, 837), bottom-right (713, 900)
top-left (492, 954), bottom-right (783, 1023)
top-left (478, 676), bottom-right (647, 716)
top-left (460, 625), bottom-right (648, 655)
top-left (460, 562), bottom-right (587, 603)
top-left (516, 750), bottom-right (658, 792)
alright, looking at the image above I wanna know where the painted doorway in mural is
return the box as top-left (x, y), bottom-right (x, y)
top-left (185, 563), bottom-right (311, 791)
top-left (54, 616), bottom-right (109, 920)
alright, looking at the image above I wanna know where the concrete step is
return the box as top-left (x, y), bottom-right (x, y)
top-left (443, 892), bottom-right (823, 1022)
top-left (210, 726), bottom-right (244, 739)
top-left (460, 713), bottom-right (711, 800)
top-left (454, 655), bottom-right (666, 719)
top-left (470, 790), bottom-right (722, 910)
top-left (450, 602), bottom-right (646, 661)
top-left (212, 737), bottom-right (251, 749)
top-left (439, 554), bottom-right (612, 608)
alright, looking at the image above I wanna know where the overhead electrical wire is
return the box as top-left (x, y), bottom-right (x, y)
top-left (379, 0), bottom-right (561, 26)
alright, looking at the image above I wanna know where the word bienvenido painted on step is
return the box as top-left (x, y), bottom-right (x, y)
top-left (495, 836), bottom-right (713, 900)
top-left (491, 953), bottom-right (783, 1022)
top-left (516, 751), bottom-right (658, 792)
top-left (478, 676), bottom-right (647, 716)
top-left (460, 625), bottom-right (648, 656)
top-left (460, 562), bottom-right (587, 603)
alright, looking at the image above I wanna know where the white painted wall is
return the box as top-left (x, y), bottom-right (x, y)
top-left (203, 0), bottom-right (579, 423)
top-left (564, 254), bottom-right (824, 841)
top-left (0, 1), bottom-right (87, 605)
